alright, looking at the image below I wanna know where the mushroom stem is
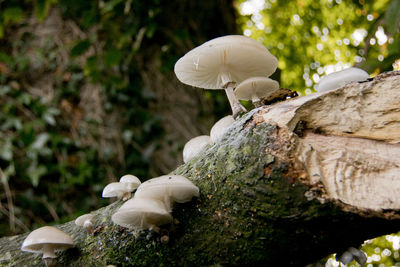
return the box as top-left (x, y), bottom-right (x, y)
top-left (251, 95), bottom-right (263, 107)
top-left (44, 258), bottom-right (57, 267)
top-left (149, 224), bottom-right (161, 233)
top-left (42, 244), bottom-right (57, 259)
top-left (224, 83), bottom-right (247, 119)
top-left (220, 72), bottom-right (247, 119)
top-left (122, 192), bottom-right (132, 201)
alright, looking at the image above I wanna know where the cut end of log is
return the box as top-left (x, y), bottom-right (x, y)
top-left (256, 71), bottom-right (400, 214)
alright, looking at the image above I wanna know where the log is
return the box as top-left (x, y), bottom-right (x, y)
top-left (1, 71), bottom-right (399, 266)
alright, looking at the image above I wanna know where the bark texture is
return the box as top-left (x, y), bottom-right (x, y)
top-left (1, 71), bottom-right (399, 266)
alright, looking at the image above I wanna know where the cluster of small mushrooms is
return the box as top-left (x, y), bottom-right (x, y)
top-left (20, 34), bottom-right (371, 266)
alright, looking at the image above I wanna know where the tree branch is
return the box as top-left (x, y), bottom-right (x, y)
top-left (1, 71), bottom-right (399, 266)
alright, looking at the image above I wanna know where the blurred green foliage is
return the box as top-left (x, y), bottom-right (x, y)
top-left (0, 0), bottom-right (169, 235)
top-left (0, 0), bottom-right (233, 236)
top-left (237, 0), bottom-right (400, 94)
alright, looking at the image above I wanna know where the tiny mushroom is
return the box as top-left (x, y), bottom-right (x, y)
top-left (183, 135), bottom-right (212, 163)
top-left (234, 77), bottom-right (280, 107)
top-left (112, 197), bottom-right (172, 232)
top-left (336, 247), bottom-right (367, 266)
top-left (102, 182), bottom-right (132, 201)
top-left (348, 247), bottom-right (367, 266)
top-left (338, 251), bottom-right (354, 265)
top-left (174, 35), bottom-right (278, 118)
top-left (134, 175), bottom-right (199, 212)
top-left (316, 67), bottom-right (369, 92)
top-left (119, 174), bottom-right (141, 192)
top-left (21, 226), bottom-right (74, 267)
top-left (75, 213), bottom-right (94, 234)
top-left (210, 115), bottom-right (234, 143)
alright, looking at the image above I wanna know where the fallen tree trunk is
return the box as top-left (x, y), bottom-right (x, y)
top-left (1, 71), bottom-right (399, 266)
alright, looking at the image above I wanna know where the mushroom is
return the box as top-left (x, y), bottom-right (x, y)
top-left (210, 115), bottom-right (234, 142)
top-left (134, 175), bottom-right (199, 211)
top-left (75, 213), bottom-right (94, 234)
top-left (234, 77), bottom-right (279, 107)
top-left (336, 247), bottom-right (367, 266)
top-left (21, 226), bottom-right (74, 267)
top-left (102, 182), bottom-right (133, 201)
top-left (316, 67), bottom-right (370, 92)
top-left (111, 197), bottom-right (172, 232)
top-left (119, 174), bottom-right (141, 192)
top-left (174, 35), bottom-right (278, 118)
top-left (160, 235), bottom-right (169, 244)
top-left (183, 135), bottom-right (212, 163)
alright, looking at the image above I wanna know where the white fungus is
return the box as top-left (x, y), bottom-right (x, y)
top-left (234, 76), bottom-right (279, 107)
top-left (174, 35), bottom-right (278, 118)
top-left (111, 197), bottom-right (172, 232)
top-left (210, 115), bottom-right (235, 142)
top-left (119, 174), bottom-right (141, 192)
top-left (21, 226), bottom-right (74, 267)
top-left (102, 182), bottom-right (133, 201)
top-left (316, 67), bottom-right (369, 92)
top-left (134, 175), bottom-right (199, 211)
top-left (75, 213), bottom-right (94, 234)
top-left (183, 135), bottom-right (212, 163)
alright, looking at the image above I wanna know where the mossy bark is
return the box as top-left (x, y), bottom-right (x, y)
top-left (1, 72), bottom-right (400, 266)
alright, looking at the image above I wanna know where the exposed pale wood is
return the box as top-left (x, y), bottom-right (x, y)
top-left (296, 132), bottom-right (400, 210)
top-left (261, 71), bottom-right (400, 143)
top-left (257, 70), bottom-right (400, 213)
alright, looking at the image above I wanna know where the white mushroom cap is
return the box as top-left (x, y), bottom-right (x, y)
top-left (21, 226), bottom-right (74, 259)
top-left (135, 175), bottom-right (199, 209)
top-left (210, 115), bottom-right (235, 142)
top-left (174, 35), bottom-right (278, 89)
top-left (183, 135), bottom-right (212, 163)
top-left (102, 182), bottom-right (131, 199)
top-left (316, 67), bottom-right (369, 92)
top-left (234, 77), bottom-right (279, 102)
top-left (75, 214), bottom-right (94, 229)
top-left (111, 197), bottom-right (172, 230)
top-left (119, 174), bottom-right (141, 191)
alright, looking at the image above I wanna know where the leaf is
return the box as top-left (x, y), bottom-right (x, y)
top-left (71, 40), bottom-right (91, 57)
top-left (43, 112), bottom-right (56, 125)
top-left (35, 0), bottom-right (57, 21)
top-left (385, 0), bottom-right (400, 35)
top-left (388, 33), bottom-right (400, 54)
top-left (104, 46), bottom-right (123, 67)
top-left (36, 0), bottom-right (49, 21)
top-left (27, 164), bottom-right (47, 187)
top-left (3, 7), bottom-right (24, 24)
top-left (100, 0), bottom-right (124, 14)
top-left (84, 56), bottom-right (100, 81)
top-left (31, 133), bottom-right (49, 150)
top-left (0, 138), bottom-right (13, 161)
top-left (0, 85), bottom-right (11, 96)
top-left (0, 24), bottom-right (4, 39)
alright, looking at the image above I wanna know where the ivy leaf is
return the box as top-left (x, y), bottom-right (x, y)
top-left (3, 7), bottom-right (24, 24)
top-left (27, 164), bottom-right (47, 187)
top-left (31, 133), bottom-right (50, 150)
top-left (0, 138), bottom-right (13, 161)
top-left (71, 40), bottom-right (91, 57)
top-left (104, 46), bottom-right (122, 67)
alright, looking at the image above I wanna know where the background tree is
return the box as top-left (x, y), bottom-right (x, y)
top-left (237, 0), bottom-right (400, 94)
top-left (0, 0), bottom-right (236, 235)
